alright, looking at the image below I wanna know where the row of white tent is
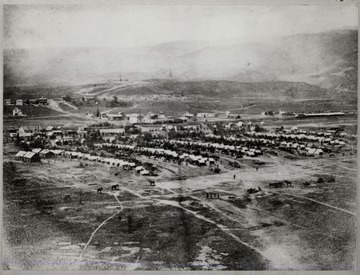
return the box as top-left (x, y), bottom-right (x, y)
top-left (63, 150), bottom-right (136, 167)
top-left (245, 131), bottom-right (346, 144)
top-left (99, 143), bottom-right (216, 165)
top-left (202, 132), bottom-right (346, 149)
top-left (168, 139), bottom-right (262, 156)
top-left (166, 137), bottom-right (343, 157)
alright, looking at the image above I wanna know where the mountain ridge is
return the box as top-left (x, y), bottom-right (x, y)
top-left (4, 29), bottom-right (357, 91)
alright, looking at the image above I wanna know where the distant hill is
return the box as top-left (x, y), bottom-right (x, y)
top-left (4, 29), bottom-right (357, 94)
top-left (148, 79), bottom-right (330, 99)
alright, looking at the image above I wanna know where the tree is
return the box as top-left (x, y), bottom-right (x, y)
top-left (96, 108), bottom-right (100, 117)
top-left (63, 95), bottom-right (72, 102)
top-left (113, 95), bottom-right (118, 103)
top-left (143, 132), bottom-right (153, 142)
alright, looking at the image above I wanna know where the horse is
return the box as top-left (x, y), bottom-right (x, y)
top-left (285, 180), bottom-right (292, 187)
top-left (111, 184), bottom-right (119, 191)
top-left (97, 187), bottom-right (103, 194)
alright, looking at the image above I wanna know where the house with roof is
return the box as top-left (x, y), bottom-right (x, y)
top-left (23, 152), bottom-right (41, 162)
top-left (13, 107), bottom-right (26, 117)
top-left (5, 128), bottom-right (18, 140)
top-left (4, 99), bottom-right (12, 105)
top-left (158, 112), bottom-right (166, 119)
top-left (40, 149), bottom-right (55, 158)
top-left (32, 148), bottom-right (42, 154)
top-left (100, 113), bottom-right (108, 119)
top-left (50, 150), bottom-right (63, 157)
top-left (108, 112), bottom-right (126, 121)
top-left (228, 113), bottom-right (241, 119)
top-left (236, 121), bottom-right (244, 128)
top-left (307, 148), bottom-right (324, 156)
top-left (126, 113), bottom-right (144, 124)
top-left (16, 99), bottom-right (23, 106)
top-left (99, 128), bottom-right (125, 136)
top-left (18, 126), bottom-right (34, 139)
top-left (15, 151), bottom-right (27, 161)
top-left (38, 97), bottom-right (48, 105)
top-left (183, 112), bottom-right (195, 119)
top-left (177, 116), bottom-right (188, 123)
top-left (197, 112), bottom-right (216, 118)
top-left (82, 95), bottom-right (95, 102)
top-left (143, 112), bottom-right (160, 124)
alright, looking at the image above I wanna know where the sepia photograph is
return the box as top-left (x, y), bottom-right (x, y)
top-left (2, 2), bottom-right (358, 271)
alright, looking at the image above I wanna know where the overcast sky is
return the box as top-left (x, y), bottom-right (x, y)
top-left (4, 5), bottom-right (358, 49)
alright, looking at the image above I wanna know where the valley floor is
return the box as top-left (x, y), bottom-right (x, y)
top-left (2, 139), bottom-right (356, 270)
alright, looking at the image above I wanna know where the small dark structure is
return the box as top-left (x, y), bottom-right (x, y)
top-left (97, 187), bottom-right (103, 194)
top-left (206, 192), bottom-right (220, 199)
top-left (40, 149), bottom-right (55, 159)
top-left (269, 182), bottom-right (283, 188)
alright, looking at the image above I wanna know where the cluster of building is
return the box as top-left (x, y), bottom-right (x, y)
top-left (101, 110), bottom-right (241, 124)
top-left (15, 149), bottom-right (62, 162)
top-left (262, 109), bottom-right (347, 118)
top-left (4, 97), bottom-right (48, 106)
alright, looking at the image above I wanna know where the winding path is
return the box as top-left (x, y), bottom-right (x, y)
top-left (79, 191), bottom-right (124, 259)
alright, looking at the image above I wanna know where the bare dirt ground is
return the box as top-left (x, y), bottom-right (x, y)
top-left (2, 136), bottom-right (356, 271)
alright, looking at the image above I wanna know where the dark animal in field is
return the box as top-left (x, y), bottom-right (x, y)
top-left (111, 184), bottom-right (119, 190)
top-left (63, 194), bottom-right (71, 202)
top-left (97, 187), bottom-right (103, 194)
top-left (284, 180), bottom-right (292, 187)
top-left (149, 180), bottom-right (156, 186)
top-left (303, 182), bottom-right (311, 187)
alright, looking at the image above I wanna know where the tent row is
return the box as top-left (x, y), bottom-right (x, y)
top-left (63, 151), bottom-right (136, 167)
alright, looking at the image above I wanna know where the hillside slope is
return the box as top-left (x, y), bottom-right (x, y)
top-left (4, 29), bottom-right (357, 93)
